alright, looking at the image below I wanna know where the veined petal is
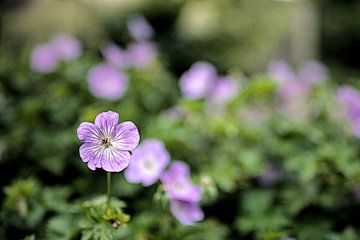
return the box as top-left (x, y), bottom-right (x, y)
top-left (94, 111), bottom-right (119, 136)
top-left (80, 143), bottom-right (103, 170)
top-left (170, 200), bottom-right (204, 225)
top-left (113, 121), bottom-right (140, 151)
top-left (77, 122), bottom-right (101, 143)
top-left (101, 148), bottom-right (130, 172)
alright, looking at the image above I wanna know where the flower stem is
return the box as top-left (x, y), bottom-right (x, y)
top-left (106, 172), bottom-right (111, 210)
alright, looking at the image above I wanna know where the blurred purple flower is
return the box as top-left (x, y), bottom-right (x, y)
top-left (125, 139), bottom-right (170, 186)
top-left (267, 60), bottom-right (296, 84)
top-left (209, 76), bottom-right (239, 104)
top-left (51, 33), bottom-right (82, 61)
top-left (87, 63), bottom-right (128, 100)
top-left (101, 43), bottom-right (130, 68)
top-left (161, 161), bottom-right (203, 203)
top-left (337, 86), bottom-right (360, 136)
top-left (267, 59), bottom-right (328, 101)
top-left (258, 165), bottom-right (282, 187)
top-left (298, 61), bottom-right (327, 85)
top-left (179, 61), bottom-right (217, 100)
top-left (170, 199), bottom-right (204, 225)
top-left (127, 41), bottom-right (157, 68)
top-left (127, 15), bottom-right (154, 42)
top-left (77, 111), bottom-right (140, 172)
top-left (30, 43), bottom-right (59, 73)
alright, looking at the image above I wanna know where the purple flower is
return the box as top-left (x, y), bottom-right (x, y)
top-left (298, 61), bottom-right (327, 85)
top-left (161, 161), bottom-right (203, 203)
top-left (337, 86), bottom-right (360, 136)
top-left (127, 42), bottom-right (157, 68)
top-left (30, 43), bottom-right (59, 73)
top-left (127, 15), bottom-right (154, 41)
top-left (179, 61), bottom-right (217, 100)
top-left (267, 60), bottom-right (296, 84)
top-left (258, 165), bottom-right (282, 187)
top-left (77, 111), bottom-right (140, 172)
top-left (170, 199), bottom-right (204, 225)
top-left (209, 76), bottom-right (239, 104)
top-left (87, 63), bottom-right (128, 100)
top-left (51, 33), bottom-right (82, 61)
top-left (124, 139), bottom-right (170, 186)
top-left (101, 43), bottom-right (130, 68)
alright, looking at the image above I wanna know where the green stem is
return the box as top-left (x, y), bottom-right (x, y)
top-left (106, 172), bottom-right (111, 210)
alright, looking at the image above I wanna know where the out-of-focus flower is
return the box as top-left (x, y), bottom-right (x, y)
top-left (170, 199), bottom-right (204, 225)
top-left (179, 61), bottom-right (217, 100)
top-left (258, 165), bottom-right (282, 187)
top-left (337, 86), bottom-right (360, 136)
top-left (161, 161), bottom-right (203, 203)
top-left (298, 61), bottom-right (327, 85)
top-left (267, 60), bottom-right (296, 84)
top-left (125, 139), bottom-right (170, 186)
top-left (77, 111), bottom-right (140, 172)
top-left (209, 76), bottom-right (239, 104)
top-left (267, 59), bottom-right (328, 101)
top-left (30, 43), bottom-right (59, 73)
top-left (101, 43), bottom-right (129, 68)
top-left (127, 41), bottom-right (157, 68)
top-left (87, 63), bottom-right (128, 100)
top-left (51, 33), bottom-right (82, 61)
top-left (127, 15), bottom-right (154, 42)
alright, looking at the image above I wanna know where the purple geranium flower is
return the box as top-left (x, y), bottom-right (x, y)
top-left (337, 86), bottom-right (360, 136)
top-left (77, 111), bottom-right (140, 172)
top-left (87, 63), bottom-right (128, 100)
top-left (127, 41), bottom-right (157, 68)
top-left (179, 61), bottom-right (217, 100)
top-left (209, 76), bottom-right (239, 104)
top-left (125, 139), bottom-right (170, 186)
top-left (170, 199), bottom-right (204, 225)
top-left (267, 59), bottom-right (328, 101)
top-left (161, 161), bottom-right (203, 203)
top-left (51, 33), bottom-right (82, 61)
top-left (30, 43), bottom-right (59, 73)
top-left (258, 165), bottom-right (282, 187)
top-left (127, 15), bottom-right (154, 42)
top-left (101, 43), bottom-right (130, 68)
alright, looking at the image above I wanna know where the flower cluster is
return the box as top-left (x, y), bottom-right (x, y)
top-left (124, 140), bottom-right (204, 225)
top-left (336, 86), bottom-right (360, 136)
top-left (30, 33), bottom-right (82, 73)
top-left (267, 59), bottom-right (328, 101)
top-left (88, 15), bottom-right (157, 100)
top-left (179, 61), bottom-right (239, 105)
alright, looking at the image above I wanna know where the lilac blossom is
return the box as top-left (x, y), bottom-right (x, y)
top-left (179, 61), bottom-right (217, 100)
top-left (87, 63), bottom-right (128, 100)
top-left (51, 33), bottom-right (82, 61)
top-left (127, 41), bottom-right (157, 68)
top-left (127, 15), bottom-right (154, 41)
top-left (125, 139), bottom-right (170, 186)
top-left (30, 43), bottom-right (59, 73)
top-left (77, 111), bottom-right (140, 172)
top-left (101, 43), bottom-right (130, 68)
top-left (337, 86), bottom-right (360, 136)
top-left (161, 161), bottom-right (203, 203)
top-left (209, 76), bottom-right (239, 104)
top-left (170, 199), bottom-right (204, 225)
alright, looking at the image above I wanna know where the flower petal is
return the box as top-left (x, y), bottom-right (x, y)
top-left (77, 122), bottom-right (101, 143)
top-left (113, 121), bottom-right (140, 151)
top-left (79, 143), bottom-right (103, 170)
top-left (101, 148), bottom-right (130, 172)
top-left (170, 200), bottom-right (204, 225)
top-left (94, 111), bottom-right (119, 136)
